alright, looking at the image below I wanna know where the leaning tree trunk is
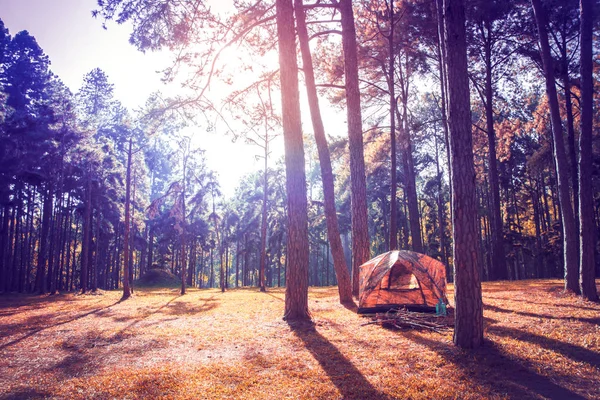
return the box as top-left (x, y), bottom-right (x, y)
top-left (444, 0), bottom-right (483, 349)
top-left (276, 0), bottom-right (310, 321)
top-left (530, 0), bottom-right (579, 294)
top-left (339, 0), bottom-right (370, 296)
top-left (294, 0), bottom-right (352, 303)
top-left (578, 0), bottom-right (598, 302)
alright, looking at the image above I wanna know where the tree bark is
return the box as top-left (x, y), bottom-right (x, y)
top-left (530, 0), bottom-right (579, 294)
top-left (578, 0), bottom-right (598, 302)
top-left (294, 0), bottom-right (352, 303)
top-left (276, 0), bottom-right (310, 321)
top-left (339, 0), bottom-right (370, 296)
top-left (444, 0), bottom-right (484, 349)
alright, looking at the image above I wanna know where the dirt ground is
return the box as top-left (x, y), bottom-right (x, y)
top-left (0, 280), bottom-right (599, 399)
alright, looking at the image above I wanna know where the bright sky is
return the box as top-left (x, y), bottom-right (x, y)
top-left (0, 0), bottom-right (267, 197)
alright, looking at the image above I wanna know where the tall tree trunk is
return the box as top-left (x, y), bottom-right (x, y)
top-left (578, 0), bottom-right (598, 302)
top-left (122, 138), bottom-right (133, 300)
top-left (20, 188), bottom-right (35, 292)
top-left (147, 223), bottom-right (154, 271)
top-left (0, 204), bottom-right (9, 292)
top-left (181, 153), bottom-right (187, 296)
top-left (259, 139), bottom-right (268, 292)
top-left (35, 185), bottom-right (52, 294)
top-left (435, 0), bottom-right (453, 216)
top-left (339, 0), bottom-right (370, 296)
top-left (387, 5), bottom-right (399, 251)
top-left (235, 236), bottom-right (240, 288)
top-left (397, 97), bottom-right (423, 253)
top-left (276, 0), bottom-right (310, 320)
top-left (561, 44), bottom-right (579, 242)
top-left (11, 191), bottom-right (22, 292)
top-left (483, 22), bottom-right (507, 281)
top-left (531, 0), bottom-right (579, 294)
top-left (81, 174), bottom-right (92, 294)
top-left (294, 0), bottom-right (352, 303)
top-left (444, 0), bottom-right (483, 349)
top-left (130, 175), bottom-right (136, 293)
top-left (435, 132), bottom-right (448, 268)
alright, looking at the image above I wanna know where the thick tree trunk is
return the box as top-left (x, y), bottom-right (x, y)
top-left (294, 0), bottom-right (352, 303)
top-left (531, 0), bottom-right (579, 294)
top-left (444, 0), bottom-right (484, 349)
top-left (578, 0), bottom-right (598, 302)
top-left (339, 0), bottom-right (370, 296)
top-left (276, 0), bottom-right (310, 321)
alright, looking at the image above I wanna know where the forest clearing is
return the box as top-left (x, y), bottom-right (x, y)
top-left (2, 1), bottom-right (600, 396)
top-left (1, 280), bottom-right (599, 400)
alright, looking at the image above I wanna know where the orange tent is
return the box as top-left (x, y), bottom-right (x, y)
top-left (358, 250), bottom-right (449, 313)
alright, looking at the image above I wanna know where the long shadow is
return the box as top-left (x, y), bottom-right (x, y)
top-left (485, 296), bottom-right (600, 311)
top-left (406, 333), bottom-right (586, 399)
top-left (484, 303), bottom-right (600, 325)
top-left (109, 295), bottom-right (181, 335)
top-left (488, 325), bottom-right (600, 369)
top-left (0, 387), bottom-right (51, 399)
top-left (264, 292), bottom-right (284, 302)
top-left (289, 321), bottom-right (390, 400)
top-left (0, 300), bottom-right (119, 350)
top-left (160, 296), bottom-right (219, 316)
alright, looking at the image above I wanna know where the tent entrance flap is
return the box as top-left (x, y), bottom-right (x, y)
top-left (358, 250), bottom-right (448, 314)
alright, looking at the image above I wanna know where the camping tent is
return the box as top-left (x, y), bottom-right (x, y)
top-left (358, 250), bottom-right (449, 313)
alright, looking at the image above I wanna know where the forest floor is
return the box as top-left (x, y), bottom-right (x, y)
top-left (0, 280), bottom-right (599, 400)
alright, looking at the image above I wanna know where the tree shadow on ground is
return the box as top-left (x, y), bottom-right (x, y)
top-left (488, 324), bottom-right (600, 369)
top-left (263, 292), bottom-right (284, 302)
top-left (0, 387), bottom-right (51, 399)
top-left (159, 296), bottom-right (219, 316)
top-left (289, 321), bottom-right (390, 400)
top-left (484, 303), bottom-right (600, 326)
top-left (405, 332), bottom-right (587, 400)
top-left (0, 301), bottom-right (119, 350)
top-left (484, 296), bottom-right (600, 311)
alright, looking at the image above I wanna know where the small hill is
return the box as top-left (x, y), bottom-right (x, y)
top-left (135, 268), bottom-right (181, 288)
